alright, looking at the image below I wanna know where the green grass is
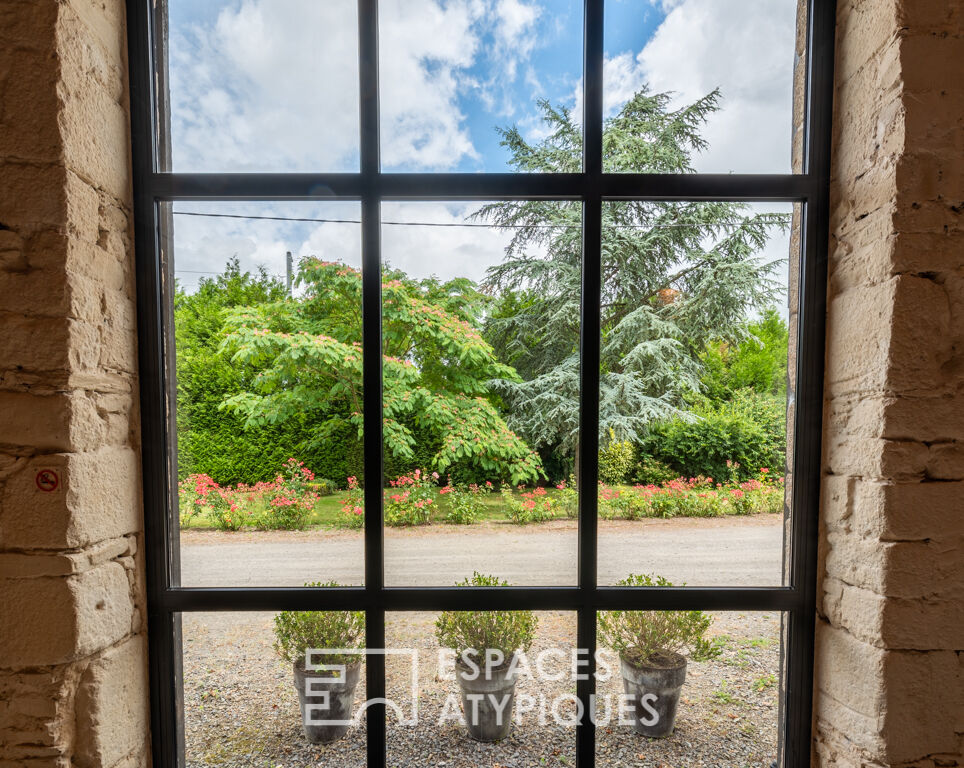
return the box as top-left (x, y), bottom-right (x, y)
top-left (181, 487), bottom-right (518, 531)
top-left (180, 479), bottom-right (781, 532)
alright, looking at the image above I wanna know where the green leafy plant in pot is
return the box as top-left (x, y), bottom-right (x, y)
top-left (435, 572), bottom-right (538, 742)
top-left (273, 582), bottom-right (365, 744)
top-left (598, 573), bottom-right (720, 738)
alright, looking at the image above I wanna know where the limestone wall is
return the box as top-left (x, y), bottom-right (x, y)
top-left (0, 1), bottom-right (149, 766)
top-left (814, 0), bottom-right (964, 765)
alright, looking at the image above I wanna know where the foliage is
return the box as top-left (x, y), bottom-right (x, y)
top-left (598, 472), bottom-right (784, 521)
top-left (341, 475), bottom-right (365, 529)
top-left (479, 90), bottom-right (786, 458)
top-left (273, 583), bottom-right (365, 671)
top-left (440, 480), bottom-right (491, 525)
top-left (631, 456), bottom-right (679, 486)
top-left (640, 389), bottom-right (785, 482)
top-left (384, 469), bottom-right (437, 526)
top-left (501, 484), bottom-right (557, 524)
top-left (699, 308), bottom-right (788, 401)
top-left (177, 459), bottom-right (323, 531)
top-left (174, 259), bottom-right (339, 485)
top-left (311, 478), bottom-right (338, 496)
top-left (219, 259), bottom-right (543, 485)
top-left (555, 475), bottom-right (578, 519)
top-left (178, 473), bottom-right (244, 531)
top-left (598, 574), bottom-right (721, 667)
top-left (435, 573), bottom-right (538, 665)
top-left (251, 459), bottom-right (319, 531)
top-left (599, 429), bottom-right (636, 485)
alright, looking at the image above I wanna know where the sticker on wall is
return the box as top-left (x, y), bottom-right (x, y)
top-left (35, 469), bottom-right (60, 492)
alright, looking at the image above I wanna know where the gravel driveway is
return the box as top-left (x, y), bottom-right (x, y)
top-left (179, 515), bottom-right (784, 587)
top-left (180, 517), bottom-right (784, 767)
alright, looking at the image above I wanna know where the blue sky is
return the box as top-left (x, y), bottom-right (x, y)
top-left (166, 0), bottom-right (797, 292)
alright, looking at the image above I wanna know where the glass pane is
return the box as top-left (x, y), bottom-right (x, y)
top-left (378, 0), bottom-right (583, 172)
top-left (595, 609), bottom-right (783, 766)
top-left (387, 609), bottom-right (576, 763)
top-left (181, 610), bottom-right (367, 766)
top-left (167, 202), bottom-right (365, 587)
top-left (158, 0), bottom-right (359, 172)
top-left (603, 0), bottom-right (802, 174)
top-left (596, 201), bottom-right (795, 587)
top-left (379, 202), bottom-right (580, 586)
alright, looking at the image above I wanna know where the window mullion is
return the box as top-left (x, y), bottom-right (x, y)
top-left (358, 0), bottom-right (386, 765)
top-left (577, 1), bottom-right (605, 765)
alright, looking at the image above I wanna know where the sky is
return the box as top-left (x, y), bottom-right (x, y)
top-left (166, 0), bottom-right (798, 295)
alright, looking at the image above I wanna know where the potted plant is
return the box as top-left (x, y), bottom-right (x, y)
top-left (273, 582), bottom-right (365, 744)
top-left (598, 573), bottom-right (720, 738)
top-left (435, 572), bottom-right (538, 742)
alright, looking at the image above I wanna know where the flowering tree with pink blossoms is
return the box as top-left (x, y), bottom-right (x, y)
top-left (219, 259), bottom-right (543, 485)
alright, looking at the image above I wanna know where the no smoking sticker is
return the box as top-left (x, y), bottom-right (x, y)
top-left (36, 469), bottom-right (59, 492)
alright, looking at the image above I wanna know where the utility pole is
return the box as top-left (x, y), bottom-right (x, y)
top-left (285, 251), bottom-right (293, 296)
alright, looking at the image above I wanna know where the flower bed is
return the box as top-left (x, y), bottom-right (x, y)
top-left (178, 463), bottom-right (783, 530)
top-left (178, 459), bottom-right (319, 531)
top-left (599, 470), bottom-right (784, 520)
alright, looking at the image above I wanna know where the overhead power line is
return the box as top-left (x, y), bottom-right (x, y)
top-left (171, 209), bottom-right (573, 228)
top-left (170, 209), bottom-right (761, 230)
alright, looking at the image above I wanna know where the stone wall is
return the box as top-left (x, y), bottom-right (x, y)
top-left (0, 1), bottom-right (149, 767)
top-left (814, 0), bottom-right (964, 765)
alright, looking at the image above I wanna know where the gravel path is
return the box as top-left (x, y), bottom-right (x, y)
top-left (180, 515), bottom-right (784, 588)
top-left (182, 610), bottom-right (782, 768)
top-left (181, 518), bottom-right (784, 766)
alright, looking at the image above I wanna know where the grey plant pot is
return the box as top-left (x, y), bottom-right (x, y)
top-left (456, 657), bottom-right (520, 742)
top-left (292, 660), bottom-right (362, 744)
top-left (620, 652), bottom-right (687, 738)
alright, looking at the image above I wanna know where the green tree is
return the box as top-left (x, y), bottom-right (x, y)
top-left (219, 259), bottom-right (543, 484)
top-left (174, 258), bottom-right (340, 484)
top-left (698, 308), bottom-right (789, 401)
top-left (479, 89), bottom-right (787, 456)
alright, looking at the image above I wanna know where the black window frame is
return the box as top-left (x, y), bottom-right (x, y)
top-left (127, 1), bottom-right (836, 765)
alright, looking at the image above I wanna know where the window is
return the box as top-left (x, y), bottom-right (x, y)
top-left (128, 0), bottom-right (835, 765)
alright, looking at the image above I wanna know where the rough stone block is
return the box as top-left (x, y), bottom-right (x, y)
top-left (74, 635), bottom-right (150, 768)
top-left (0, 391), bottom-right (72, 450)
top-left (0, 447), bottom-right (140, 549)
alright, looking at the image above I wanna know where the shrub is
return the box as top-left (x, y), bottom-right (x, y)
top-left (384, 469), bottom-right (437, 526)
top-left (631, 456), bottom-right (678, 486)
top-left (435, 573), bottom-right (538, 666)
top-left (640, 390), bottom-right (785, 482)
top-left (502, 484), bottom-right (556, 524)
top-left (252, 459), bottom-right (319, 531)
top-left (312, 478), bottom-right (338, 496)
top-left (599, 429), bottom-right (636, 485)
top-left (440, 481), bottom-right (490, 525)
top-left (273, 582), bottom-right (365, 671)
top-left (555, 475), bottom-right (578, 519)
top-left (179, 473), bottom-right (246, 531)
top-left (340, 475), bottom-right (364, 529)
top-left (177, 475), bottom-right (204, 528)
top-left (598, 574), bottom-right (721, 666)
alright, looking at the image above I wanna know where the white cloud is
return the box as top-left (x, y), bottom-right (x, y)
top-left (381, 202), bottom-right (513, 282)
top-left (170, 201), bottom-right (516, 294)
top-left (169, 0), bottom-right (547, 173)
top-left (599, 0), bottom-right (797, 173)
top-left (169, 0), bottom-right (361, 172)
top-left (377, 0), bottom-right (482, 169)
top-left (170, 203), bottom-right (362, 293)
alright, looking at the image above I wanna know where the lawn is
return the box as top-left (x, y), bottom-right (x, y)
top-left (180, 486), bottom-right (535, 530)
top-left (179, 475), bottom-right (783, 532)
